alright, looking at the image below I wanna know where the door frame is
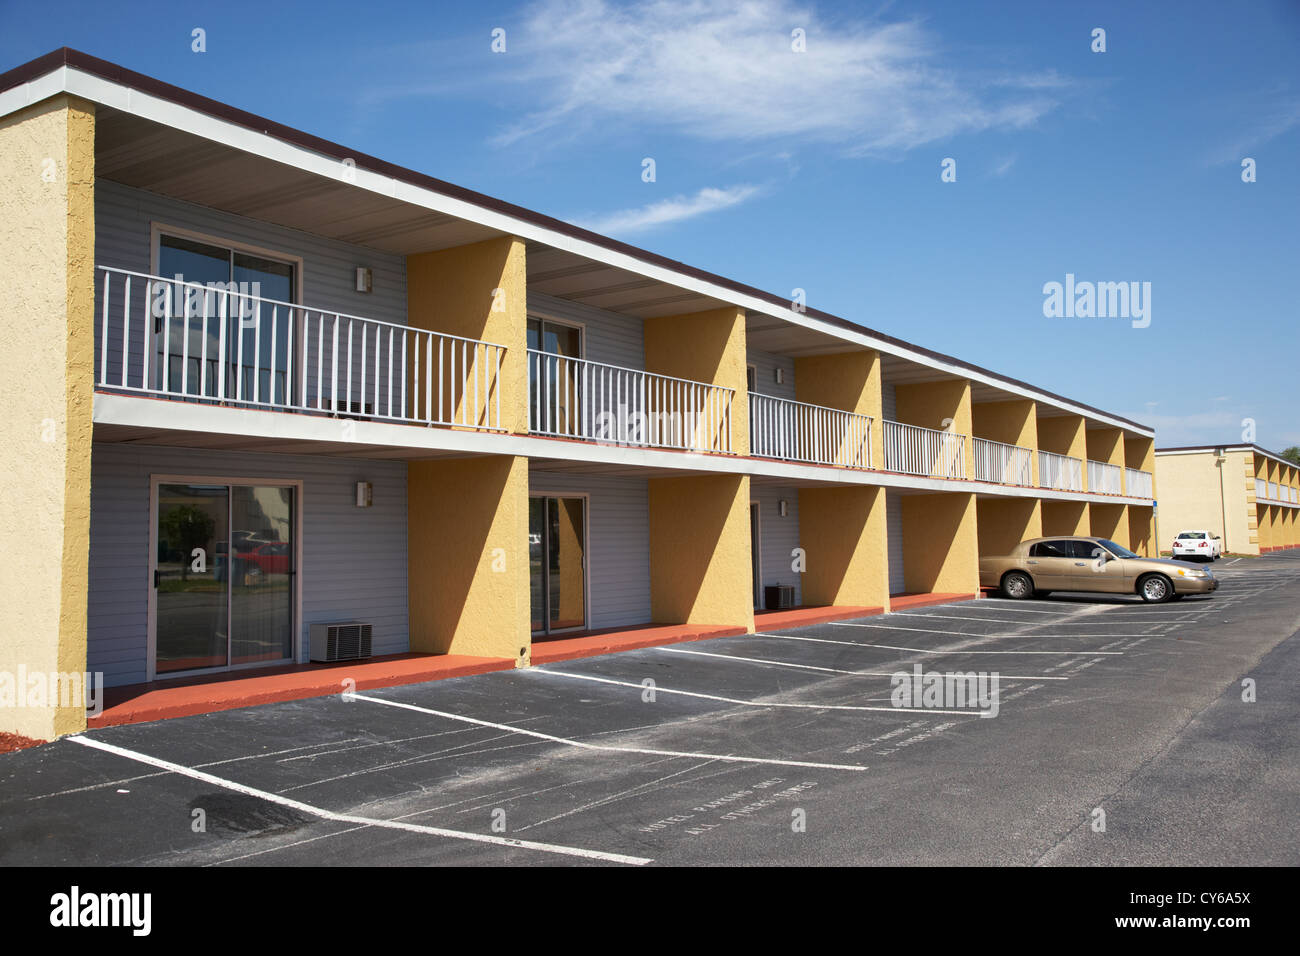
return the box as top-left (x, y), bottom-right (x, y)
top-left (528, 491), bottom-right (591, 636)
top-left (147, 474), bottom-right (304, 681)
top-left (750, 500), bottom-right (762, 610)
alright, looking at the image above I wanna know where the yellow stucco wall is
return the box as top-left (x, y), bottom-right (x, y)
top-left (1089, 502), bottom-right (1129, 548)
top-left (797, 485), bottom-right (890, 610)
top-left (1086, 427), bottom-right (1124, 468)
top-left (644, 306), bottom-right (749, 455)
top-left (900, 492), bottom-right (979, 594)
top-left (407, 455), bottom-right (531, 664)
top-left (1042, 500), bottom-right (1089, 537)
top-left (972, 400), bottom-right (1039, 484)
top-left (794, 350), bottom-right (882, 468)
top-left (405, 236), bottom-right (528, 433)
top-left (648, 473), bottom-right (754, 628)
top-left (1129, 505), bottom-right (1155, 556)
top-left (1037, 414), bottom-right (1086, 461)
top-left (975, 497), bottom-right (1041, 557)
top-left (1154, 450), bottom-right (1255, 554)
top-left (895, 378), bottom-right (974, 478)
top-left (0, 97), bottom-right (95, 740)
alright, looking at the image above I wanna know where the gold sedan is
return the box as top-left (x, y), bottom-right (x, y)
top-left (979, 536), bottom-right (1218, 603)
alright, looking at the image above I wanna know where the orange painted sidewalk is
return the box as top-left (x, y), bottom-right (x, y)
top-left (889, 592), bottom-right (980, 610)
top-left (530, 623), bottom-right (748, 664)
top-left (754, 605), bottom-right (883, 629)
top-left (88, 653), bottom-right (515, 728)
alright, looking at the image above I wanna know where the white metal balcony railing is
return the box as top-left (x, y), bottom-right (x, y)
top-left (882, 420), bottom-right (966, 479)
top-left (1124, 467), bottom-right (1154, 499)
top-left (527, 349), bottom-right (733, 454)
top-left (749, 393), bottom-right (872, 469)
top-left (95, 267), bottom-right (508, 431)
top-left (1087, 459), bottom-right (1123, 495)
top-left (972, 437), bottom-right (1034, 486)
top-left (1037, 450), bottom-right (1083, 492)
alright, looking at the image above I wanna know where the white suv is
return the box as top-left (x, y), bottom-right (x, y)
top-left (1171, 530), bottom-right (1221, 561)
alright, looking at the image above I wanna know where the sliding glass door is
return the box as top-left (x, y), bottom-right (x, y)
top-left (529, 496), bottom-right (587, 635)
top-left (154, 480), bottom-right (296, 677)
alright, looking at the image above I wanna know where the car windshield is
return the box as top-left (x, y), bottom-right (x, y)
top-left (1097, 539), bottom-right (1139, 559)
top-left (1177, 532), bottom-right (1205, 539)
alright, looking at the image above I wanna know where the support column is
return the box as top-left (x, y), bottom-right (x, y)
top-left (976, 497), bottom-right (1042, 557)
top-left (972, 399), bottom-right (1039, 485)
top-left (900, 492), bottom-right (979, 595)
top-left (406, 236), bottom-right (528, 434)
top-left (644, 306), bottom-right (749, 455)
top-left (648, 474), bottom-right (755, 630)
top-left (794, 349), bottom-right (883, 469)
top-left (408, 455), bottom-right (531, 665)
top-left (798, 485), bottom-right (890, 612)
top-left (1128, 505), bottom-right (1155, 556)
top-left (0, 97), bottom-right (95, 740)
top-left (895, 378), bottom-right (974, 477)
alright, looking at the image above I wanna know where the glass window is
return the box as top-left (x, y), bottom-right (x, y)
top-left (1030, 540), bottom-right (1073, 557)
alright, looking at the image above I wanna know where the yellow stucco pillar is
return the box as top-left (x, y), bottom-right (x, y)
top-left (648, 473), bottom-right (754, 630)
top-left (797, 485), bottom-right (890, 611)
top-left (407, 455), bottom-right (531, 665)
top-left (895, 378), bottom-right (974, 478)
top-left (976, 497), bottom-right (1042, 557)
top-left (405, 236), bottom-right (528, 434)
top-left (1089, 502), bottom-right (1129, 547)
top-left (644, 306), bottom-right (748, 455)
top-left (972, 399), bottom-right (1039, 484)
top-left (900, 492), bottom-right (979, 594)
top-left (0, 97), bottom-right (95, 740)
top-left (1042, 500), bottom-right (1089, 537)
top-left (1124, 435), bottom-right (1154, 496)
top-left (793, 350), bottom-right (883, 468)
top-left (1128, 505), bottom-right (1155, 556)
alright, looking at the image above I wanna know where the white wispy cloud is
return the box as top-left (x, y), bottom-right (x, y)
top-left (574, 183), bottom-right (763, 234)
top-left (1205, 91), bottom-right (1300, 166)
top-left (991, 154), bottom-right (1018, 177)
top-left (489, 0), bottom-right (1065, 155)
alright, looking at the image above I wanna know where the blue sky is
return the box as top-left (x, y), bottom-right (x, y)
top-left (4, 0), bottom-right (1298, 448)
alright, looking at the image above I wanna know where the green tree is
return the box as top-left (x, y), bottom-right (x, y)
top-left (161, 505), bottom-right (215, 581)
top-left (1280, 446), bottom-right (1300, 466)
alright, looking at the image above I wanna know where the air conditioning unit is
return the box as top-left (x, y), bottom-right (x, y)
top-left (764, 585), bottom-right (795, 610)
top-left (309, 622), bottom-right (373, 662)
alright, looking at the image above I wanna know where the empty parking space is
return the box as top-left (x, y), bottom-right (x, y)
top-left (3, 553), bottom-right (1298, 866)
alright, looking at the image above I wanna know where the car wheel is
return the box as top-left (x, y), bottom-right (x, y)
top-left (1138, 573), bottom-right (1172, 604)
top-left (1001, 571), bottom-right (1034, 600)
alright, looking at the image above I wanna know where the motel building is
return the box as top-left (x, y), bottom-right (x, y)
top-left (1154, 445), bottom-right (1300, 556)
top-left (1, 49), bottom-right (1158, 742)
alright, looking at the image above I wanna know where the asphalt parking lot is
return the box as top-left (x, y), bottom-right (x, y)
top-left (2, 553), bottom-right (1298, 867)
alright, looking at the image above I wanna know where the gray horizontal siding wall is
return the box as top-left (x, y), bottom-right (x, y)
top-left (88, 443), bottom-right (408, 687)
top-left (887, 490), bottom-right (906, 595)
top-left (528, 291), bottom-right (645, 371)
top-left (746, 348), bottom-right (796, 402)
top-left (751, 485), bottom-right (802, 607)
top-left (528, 469), bottom-right (652, 629)
top-left (94, 179), bottom-right (410, 400)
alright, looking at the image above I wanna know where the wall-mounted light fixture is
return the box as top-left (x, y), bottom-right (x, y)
top-left (778, 499), bottom-right (789, 517)
top-left (774, 368), bottom-right (785, 385)
top-left (355, 267), bottom-right (373, 293)
top-left (355, 481), bottom-right (373, 508)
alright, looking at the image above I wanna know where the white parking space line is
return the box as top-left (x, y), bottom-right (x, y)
top-left (765, 633), bottom-right (1113, 660)
top-left (828, 622), bottom-right (1156, 639)
top-left (657, 645), bottom-right (1066, 682)
top-left (69, 734), bottom-right (653, 866)
top-left (349, 693), bottom-right (871, 771)
top-left (533, 668), bottom-right (989, 714)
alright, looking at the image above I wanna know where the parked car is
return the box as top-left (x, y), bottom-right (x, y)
top-left (980, 536), bottom-right (1218, 603)
top-left (1171, 530), bottom-right (1221, 561)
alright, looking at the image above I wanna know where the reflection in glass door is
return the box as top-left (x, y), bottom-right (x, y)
top-left (154, 481), bottom-right (295, 677)
top-left (529, 496), bottom-right (587, 635)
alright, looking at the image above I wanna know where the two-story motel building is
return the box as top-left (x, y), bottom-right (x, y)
top-left (0, 50), bottom-right (1158, 740)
